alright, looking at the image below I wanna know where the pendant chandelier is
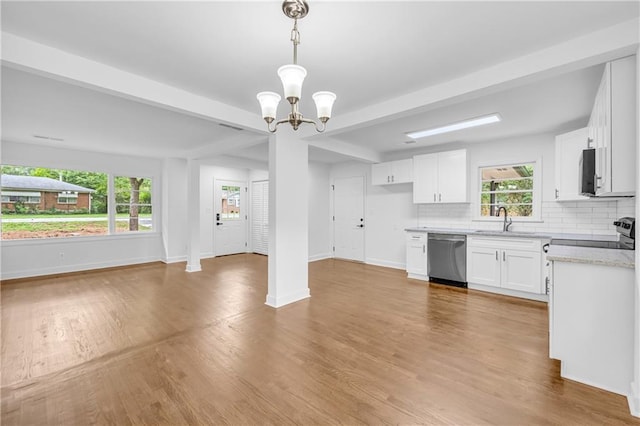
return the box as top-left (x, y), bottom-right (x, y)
top-left (256, 0), bottom-right (336, 133)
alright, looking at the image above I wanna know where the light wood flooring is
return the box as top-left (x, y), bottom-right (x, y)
top-left (2, 254), bottom-right (638, 424)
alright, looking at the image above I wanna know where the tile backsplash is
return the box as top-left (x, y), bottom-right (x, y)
top-left (417, 198), bottom-right (636, 236)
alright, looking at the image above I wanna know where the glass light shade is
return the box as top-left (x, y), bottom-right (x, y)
top-left (312, 91), bottom-right (337, 119)
top-left (277, 64), bottom-right (307, 101)
top-left (256, 91), bottom-right (281, 120)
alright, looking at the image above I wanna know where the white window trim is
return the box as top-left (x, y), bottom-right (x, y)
top-left (473, 158), bottom-right (542, 222)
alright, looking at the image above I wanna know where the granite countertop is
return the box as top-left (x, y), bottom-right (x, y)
top-left (404, 227), bottom-right (553, 239)
top-left (546, 245), bottom-right (635, 269)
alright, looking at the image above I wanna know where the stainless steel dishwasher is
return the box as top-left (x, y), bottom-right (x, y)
top-left (427, 233), bottom-right (467, 287)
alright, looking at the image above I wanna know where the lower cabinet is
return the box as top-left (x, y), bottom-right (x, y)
top-left (467, 236), bottom-right (544, 296)
top-left (406, 232), bottom-right (428, 280)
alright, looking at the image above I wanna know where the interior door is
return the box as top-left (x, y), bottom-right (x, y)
top-left (214, 180), bottom-right (247, 256)
top-left (251, 180), bottom-right (268, 255)
top-left (333, 176), bottom-right (365, 262)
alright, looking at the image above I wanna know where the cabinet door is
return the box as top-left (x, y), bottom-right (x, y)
top-left (594, 63), bottom-right (611, 195)
top-left (406, 233), bottom-right (427, 275)
top-left (413, 154), bottom-right (438, 203)
top-left (437, 149), bottom-right (467, 203)
top-left (391, 159), bottom-right (413, 184)
top-left (554, 128), bottom-right (589, 201)
top-left (371, 163), bottom-right (392, 185)
top-left (467, 246), bottom-right (501, 287)
top-left (501, 249), bottom-right (542, 293)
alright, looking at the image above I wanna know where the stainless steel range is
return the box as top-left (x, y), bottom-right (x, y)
top-left (550, 217), bottom-right (635, 250)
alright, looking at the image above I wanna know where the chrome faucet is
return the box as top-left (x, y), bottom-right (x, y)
top-left (496, 206), bottom-right (513, 232)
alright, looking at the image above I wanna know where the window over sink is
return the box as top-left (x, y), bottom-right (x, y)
top-left (479, 162), bottom-right (539, 219)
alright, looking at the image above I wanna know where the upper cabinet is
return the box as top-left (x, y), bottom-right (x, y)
top-left (413, 149), bottom-right (467, 203)
top-left (554, 128), bottom-right (590, 201)
top-left (371, 159), bottom-right (413, 185)
top-left (588, 55), bottom-right (636, 197)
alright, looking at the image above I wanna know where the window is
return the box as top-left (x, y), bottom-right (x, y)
top-left (1, 165), bottom-right (154, 240)
top-left (57, 191), bottom-right (78, 204)
top-left (1, 191), bottom-right (41, 204)
top-left (114, 176), bottom-right (152, 233)
top-left (221, 185), bottom-right (241, 219)
top-left (479, 163), bottom-right (535, 218)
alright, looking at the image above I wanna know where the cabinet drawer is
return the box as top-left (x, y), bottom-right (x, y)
top-left (467, 236), bottom-right (541, 251)
top-left (406, 232), bottom-right (427, 243)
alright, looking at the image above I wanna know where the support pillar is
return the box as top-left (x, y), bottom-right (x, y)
top-left (186, 158), bottom-right (201, 272)
top-left (266, 130), bottom-right (310, 307)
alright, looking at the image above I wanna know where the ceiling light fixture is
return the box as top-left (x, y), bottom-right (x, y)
top-left (406, 113), bottom-right (501, 140)
top-left (256, 0), bottom-right (336, 133)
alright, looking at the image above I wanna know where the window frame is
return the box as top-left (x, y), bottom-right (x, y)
top-left (474, 158), bottom-right (542, 222)
top-left (1, 167), bottom-right (157, 241)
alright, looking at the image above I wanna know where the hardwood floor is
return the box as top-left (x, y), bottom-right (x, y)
top-left (2, 254), bottom-right (638, 425)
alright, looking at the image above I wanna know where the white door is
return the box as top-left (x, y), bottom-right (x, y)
top-left (251, 180), bottom-right (268, 255)
top-left (413, 153), bottom-right (438, 203)
top-left (437, 149), bottom-right (467, 203)
top-left (333, 176), bottom-right (365, 262)
top-left (501, 249), bottom-right (542, 293)
top-left (466, 246), bottom-right (501, 287)
top-left (214, 180), bottom-right (247, 256)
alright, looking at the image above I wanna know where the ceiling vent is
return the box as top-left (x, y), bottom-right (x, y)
top-left (218, 123), bottom-right (244, 131)
top-left (33, 134), bottom-right (65, 142)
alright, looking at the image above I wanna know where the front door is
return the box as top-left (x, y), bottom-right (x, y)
top-left (333, 176), bottom-right (365, 262)
top-left (214, 180), bottom-right (247, 256)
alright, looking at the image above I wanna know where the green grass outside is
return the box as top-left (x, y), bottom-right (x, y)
top-left (1, 221), bottom-right (151, 232)
top-left (0, 213), bottom-right (152, 219)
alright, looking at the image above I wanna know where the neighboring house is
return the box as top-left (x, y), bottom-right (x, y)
top-left (1, 174), bottom-right (94, 212)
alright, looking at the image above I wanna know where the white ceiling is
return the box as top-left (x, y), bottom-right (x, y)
top-left (1, 1), bottom-right (639, 164)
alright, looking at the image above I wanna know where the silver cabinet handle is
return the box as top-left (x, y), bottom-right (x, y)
top-left (495, 251), bottom-right (498, 261)
top-left (387, 176), bottom-right (390, 183)
top-left (391, 175), bottom-right (395, 182)
top-left (438, 193), bottom-right (442, 202)
top-left (503, 251), bottom-right (506, 261)
top-left (423, 244), bottom-right (425, 254)
top-left (433, 193), bottom-right (436, 202)
top-left (555, 189), bottom-right (559, 199)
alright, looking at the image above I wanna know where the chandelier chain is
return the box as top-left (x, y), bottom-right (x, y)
top-left (290, 19), bottom-right (300, 65)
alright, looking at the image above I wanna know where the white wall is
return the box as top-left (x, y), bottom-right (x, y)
top-left (328, 132), bottom-right (633, 271)
top-left (309, 162), bottom-right (332, 261)
top-left (1, 141), bottom-right (165, 279)
top-left (330, 161), bottom-right (418, 269)
top-left (414, 134), bottom-right (633, 236)
top-left (162, 158), bottom-right (188, 263)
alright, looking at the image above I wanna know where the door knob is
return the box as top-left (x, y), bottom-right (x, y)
top-left (357, 224), bottom-right (364, 228)
top-left (216, 222), bottom-right (223, 226)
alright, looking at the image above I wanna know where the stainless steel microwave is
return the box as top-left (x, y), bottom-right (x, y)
top-left (580, 148), bottom-right (596, 196)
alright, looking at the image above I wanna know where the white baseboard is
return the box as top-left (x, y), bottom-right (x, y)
top-left (162, 255), bottom-right (187, 264)
top-left (365, 258), bottom-right (405, 270)
top-left (265, 288), bottom-right (310, 308)
top-left (468, 283), bottom-right (549, 302)
top-left (1, 255), bottom-right (161, 281)
top-left (629, 381), bottom-right (640, 417)
top-left (309, 253), bottom-right (332, 262)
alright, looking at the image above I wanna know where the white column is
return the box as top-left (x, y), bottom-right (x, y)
top-left (631, 45), bottom-right (640, 418)
top-left (266, 130), bottom-right (310, 308)
top-left (185, 158), bottom-right (202, 272)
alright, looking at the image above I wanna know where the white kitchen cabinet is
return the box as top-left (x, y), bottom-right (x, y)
top-left (405, 232), bottom-right (428, 280)
top-left (587, 55), bottom-right (636, 197)
top-left (371, 159), bottom-right (413, 185)
top-left (413, 149), bottom-right (467, 203)
top-left (551, 260), bottom-right (634, 395)
top-left (554, 128), bottom-right (590, 201)
top-left (467, 236), bottom-right (543, 296)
